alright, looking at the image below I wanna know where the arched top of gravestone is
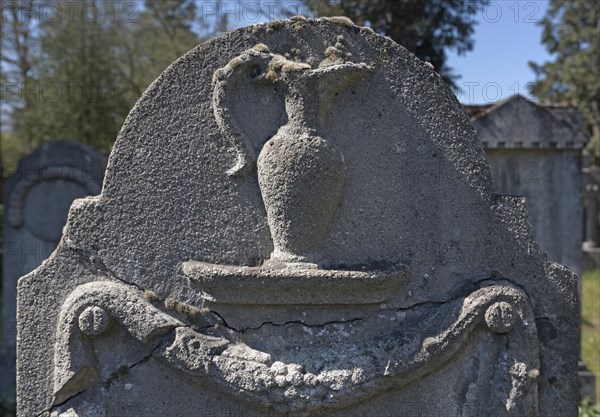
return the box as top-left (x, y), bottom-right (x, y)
top-left (5, 140), bottom-right (106, 240)
top-left (6, 140), bottom-right (106, 191)
top-left (67, 17), bottom-right (494, 279)
top-left (103, 17), bottom-right (491, 200)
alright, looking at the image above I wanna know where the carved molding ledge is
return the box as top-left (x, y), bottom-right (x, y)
top-left (183, 261), bottom-right (407, 305)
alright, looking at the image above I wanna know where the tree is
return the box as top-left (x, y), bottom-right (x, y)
top-left (1, 0), bottom-right (206, 155)
top-left (528, 0), bottom-right (600, 160)
top-left (21, 0), bottom-right (133, 153)
top-left (1, 0), bottom-right (38, 151)
top-left (303, 0), bottom-right (490, 90)
top-left (115, 0), bottom-right (204, 95)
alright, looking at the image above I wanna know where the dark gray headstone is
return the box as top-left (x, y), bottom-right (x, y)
top-left (1, 140), bottom-right (106, 406)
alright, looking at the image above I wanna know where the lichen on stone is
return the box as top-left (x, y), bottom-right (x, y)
top-left (293, 21), bottom-right (306, 32)
top-left (269, 20), bottom-right (283, 30)
top-left (266, 55), bottom-right (311, 81)
top-left (287, 16), bottom-right (308, 32)
top-left (165, 297), bottom-right (202, 317)
top-left (212, 68), bottom-right (224, 86)
top-left (227, 56), bottom-right (244, 70)
top-left (144, 290), bottom-right (160, 302)
top-left (322, 16), bottom-right (355, 26)
top-left (290, 15), bottom-right (308, 22)
top-left (253, 43), bottom-right (270, 53)
top-left (319, 46), bottom-right (345, 67)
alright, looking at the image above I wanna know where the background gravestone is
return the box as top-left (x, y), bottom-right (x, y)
top-left (17, 19), bottom-right (579, 417)
top-left (466, 95), bottom-right (589, 278)
top-left (466, 96), bottom-right (595, 402)
top-left (1, 140), bottom-right (106, 408)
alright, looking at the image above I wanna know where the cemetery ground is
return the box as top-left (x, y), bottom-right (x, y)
top-left (582, 268), bottom-right (600, 405)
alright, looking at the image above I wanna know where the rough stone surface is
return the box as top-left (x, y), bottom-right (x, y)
top-left (468, 96), bottom-right (595, 401)
top-left (17, 19), bottom-right (578, 416)
top-left (468, 95), bottom-right (588, 278)
top-left (1, 140), bottom-right (106, 406)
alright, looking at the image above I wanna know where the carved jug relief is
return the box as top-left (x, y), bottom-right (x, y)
top-left (213, 44), bottom-right (371, 265)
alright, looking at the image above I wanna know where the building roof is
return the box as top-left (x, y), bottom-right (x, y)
top-left (464, 95), bottom-right (589, 149)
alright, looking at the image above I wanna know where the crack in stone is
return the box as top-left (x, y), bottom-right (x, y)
top-left (207, 308), bottom-right (368, 333)
top-left (104, 336), bottom-right (170, 387)
top-left (208, 310), bottom-right (232, 329)
top-left (211, 277), bottom-right (529, 334)
top-left (41, 327), bottom-right (187, 417)
top-left (67, 244), bottom-right (145, 292)
top-left (395, 299), bottom-right (446, 312)
top-left (36, 389), bottom-right (86, 417)
top-left (236, 317), bottom-right (365, 333)
top-left (394, 276), bottom-right (533, 313)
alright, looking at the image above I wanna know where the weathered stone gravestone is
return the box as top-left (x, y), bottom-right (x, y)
top-left (467, 95), bottom-right (589, 278)
top-left (18, 18), bottom-right (579, 417)
top-left (466, 96), bottom-right (594, 402)
top-left (1, 141), bottom-right (106, 407)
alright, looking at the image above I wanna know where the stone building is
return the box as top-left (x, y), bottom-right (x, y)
top-left (583, 159), bottom-right (600, 270)
top-left (466, 95), bottom-right (589, 278)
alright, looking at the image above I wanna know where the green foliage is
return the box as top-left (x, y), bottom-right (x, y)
top-left (23, 0), bottom-right (133, 154)
top-left (1, 0), bottom-right (38, 149)
top-left (1, 0), bottom-right (211, 155)
top-left (1, 131), bottom-right (29, 177)
top-left (528, 0), bottom-right (600, 161)
top-left (580, 399), bottom-right (600, 417)
top-left (303, 0), bottom-right (490, 90)
top-left (582, 269), bottom-right (600, 403)
top-left (115, 0), bottom-right (203, 95)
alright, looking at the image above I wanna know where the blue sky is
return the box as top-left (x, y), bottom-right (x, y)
top-left (202, 0), bottom-right (555, 105)
top-left (447, 1), bottom-right (552, 104)
top-left (0, 0), bottom-right (555, 128)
